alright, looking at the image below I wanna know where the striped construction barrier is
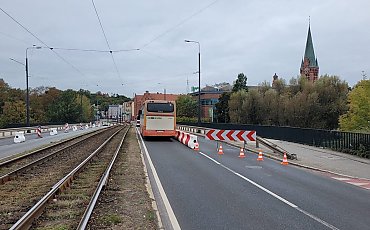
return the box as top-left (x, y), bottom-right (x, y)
top-left (175, 130), bottom-right (198, 150)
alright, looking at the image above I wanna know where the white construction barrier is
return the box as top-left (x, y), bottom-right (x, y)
top-left (14, 132), bottom-right (26, 143)
top-left (175, 130), bottom-right (198, 150)
top-left (50, 128), bottom-right (58, 136)
top-left (188, 135), bottom-right (198, 149)
top-left (85, 124), bottom-right (89, 129)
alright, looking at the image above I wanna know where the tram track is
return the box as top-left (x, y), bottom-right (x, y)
top-left (0, 125), bottom-right (123, 229)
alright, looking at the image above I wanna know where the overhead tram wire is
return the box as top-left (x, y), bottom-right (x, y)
top-left (40, 46), bottom-right (139, 53)
top-left (0, 7), bottom-right (89, 80)
top-left (139, 0), bottom-right (220, 49)
top-left (91, 0), bottom-right (123, 85)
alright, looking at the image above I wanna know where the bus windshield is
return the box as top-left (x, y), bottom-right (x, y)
top-left (147, 102), bottom-right (174, 113)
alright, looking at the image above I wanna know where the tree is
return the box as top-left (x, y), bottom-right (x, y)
top-left (339, 80), bottom-right (370, 132)
top-left (229, 90), bottom-right (248, 123)
top-left (215, 92), bottom-right (230, 123)
top-left (314, 75), bottom-right (349, 129)
top-left (260, 89), bottom-right (279, 125)
top-left (0, 100), bottom-right (26, 126)
top-left (176, 95), bottom-right (197, 118)
top-left (241, 89), bottom-right (263, 124)
top-left (232, 73), bottom-right (248, 92)
top-left (47, 90), bottom-right (81, 122)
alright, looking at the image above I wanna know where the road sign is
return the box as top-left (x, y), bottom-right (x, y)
top-left (205, 129), bottom-right (256, 142)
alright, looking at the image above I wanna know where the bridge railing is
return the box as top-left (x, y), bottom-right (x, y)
top-left (177, 122), bottom-right (370, 158)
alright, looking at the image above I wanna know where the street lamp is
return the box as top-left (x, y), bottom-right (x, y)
top-left (25, 45), bottom-right (42, 127)
top-left (157, 83), bottom-right (166, 100)
top-left (185, 40), bottom-right (201, 125)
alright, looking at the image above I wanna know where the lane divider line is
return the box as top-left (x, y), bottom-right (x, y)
top-left (138, 131), bottom-right (181, 230)
top-left (198, 151), bottom-right (339, 230)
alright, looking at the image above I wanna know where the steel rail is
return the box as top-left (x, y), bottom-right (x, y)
top-left (77, 126), bottom-right (130, 229)
top-left (256, 136), bottom-right (297, 159)
top-left (0, 128), bottom-right (109, 184)
top-left (9, 127), bottom-right (124, 230)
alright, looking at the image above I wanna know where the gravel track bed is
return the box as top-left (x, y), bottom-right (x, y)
top-left (88, 127), bottom-right (157, 229)
top-left (33, 127), bottom-right (129, 229)
top-left (0, 126), bottom-right (121, 229)
top-left (0, 129), bottom-right (106, 177)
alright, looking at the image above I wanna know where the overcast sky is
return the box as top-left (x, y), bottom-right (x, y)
top-left (1, 0), bottom-right (369, 98)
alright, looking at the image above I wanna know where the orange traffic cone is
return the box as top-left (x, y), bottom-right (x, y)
top-left (194, 142), bottom-right (199, 151)
top-left (238, 148), bottom-right (245, 158)
top-left (218, 144), bottom-right (224, 155)
top-left (257, 149), bottom-right (263, 161)
top-left (281, 152), bottom-right (289, 165)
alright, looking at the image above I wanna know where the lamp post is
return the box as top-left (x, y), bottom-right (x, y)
top-left (157, 83), bottom-right (166, 100)
top-left (185, 40), bottom-right (201, 125)
top-left (25, 45), bottom-right (42, 127)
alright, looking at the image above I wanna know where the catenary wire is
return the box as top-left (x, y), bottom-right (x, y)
top-left (0, 6), bottom-right (89, 80)
top-left (140, 0), bottom-right (220, 49)
top-left (91, 0), bottom-right (123, 84)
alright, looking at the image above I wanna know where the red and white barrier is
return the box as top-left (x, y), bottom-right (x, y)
top-left (205, 129), bottom-right (256, 142)
top-left (36, 127), bottom-right (42, 138)
top-left (64, 123), bottom-right (69, 133)
top-left (175, 130), bottom-right (198, 149)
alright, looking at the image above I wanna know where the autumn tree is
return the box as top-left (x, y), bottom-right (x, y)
top-left (339, 80), bottom-right (370, 132)
top-left (229, 90), bottom-right (248, 123)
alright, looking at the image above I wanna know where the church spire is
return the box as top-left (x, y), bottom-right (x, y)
top-left (304, 24), bottom-right (318, 68)
top-left (300, 20), bottom-right (319, 81)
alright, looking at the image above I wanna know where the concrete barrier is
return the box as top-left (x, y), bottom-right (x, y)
top-left (175, 130), bottom-right (198, 149)
top-left (14, 132), bottom-right (26, 143)
top-left (50, 128), bottom-right (58, 136)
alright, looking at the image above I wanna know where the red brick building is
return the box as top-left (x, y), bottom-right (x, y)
top-left (133, 91), bottom-right (179, 119)
top-left (190, 83), bottom-right (232, 121)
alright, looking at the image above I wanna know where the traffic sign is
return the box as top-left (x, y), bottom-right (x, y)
top-left (205, 129), bottom-right (256, 142)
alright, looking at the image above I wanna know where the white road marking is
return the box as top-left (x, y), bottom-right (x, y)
top-left (199, 152), bottom-right (220, 165)
top-left (138, 133), bottom-right (181, 230)
top-left (347, 182), bottom-right (369, 186)
top-left (199, 151), bottom-right (340, 230)
top-left (331, 177), bottom-right (351, 181)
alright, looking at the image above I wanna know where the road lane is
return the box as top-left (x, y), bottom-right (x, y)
top-left (144, 138), bottom-right (339, 229)
top-left (0, 127), bottom-right (106, 160)
top-left (196, 136), bottom-right (370, 230)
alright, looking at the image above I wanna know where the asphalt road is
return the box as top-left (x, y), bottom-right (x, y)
top-left (0, 127), bottom-right (106, 160)
top-left (143, 136), bottom-right (370, 230)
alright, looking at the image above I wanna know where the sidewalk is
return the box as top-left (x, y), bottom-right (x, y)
top-left (229, 138), bottom-right (370, 180)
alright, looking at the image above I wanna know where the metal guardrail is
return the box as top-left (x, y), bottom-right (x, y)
top-left (0, 125), bottom-right (68, 139)
top-left (178, 122), bottom-right (370, 158)
top-left (256, 136), bottom-right (297, 160)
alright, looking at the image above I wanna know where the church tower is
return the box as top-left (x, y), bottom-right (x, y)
top-left (300, 23), bottom-right (319, 81)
